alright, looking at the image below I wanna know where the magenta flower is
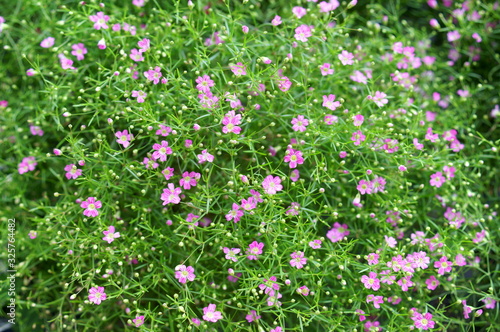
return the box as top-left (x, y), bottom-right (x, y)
top-left (245, 310), bottom-right (261, 323)
top-left (129, 49), bottom-right (145, 62)
top-left (271, 15), bottom-right (282, 26)
top-left (297, 285), bottom-right (310, 296)
top-left (309, 239), bottom-right (322, 249)
top-left (138, 38), bottom-right (150, 52)
top-left (353, 114), bottom-right (364, 126)
top-left (102, 226), bottom-right (120, 243)
top-left (144, 66), bottom-right (162, 84)
top-left (434, 256), bottom-right (452, 275)
top-left (18, 156), bottom-right (37, 174)
top-left (462, 300), bottom-right (472, 319)
top-left (115, 130), bottom-right (133, 148)
top-left (294, 24), bottom-right (312, 42)
top-left (225, 203), bottom-right (244, 223)
top-left (278, 76), bottom-right (292, 92)
top-left (132, 316), bottom-right (145, 327)
top-left (366, 253), bottom-right (379, 265)
top-left (143, 157), bottom-right (159, 169)
top-left (351, 130), bottom-right (366, 146)
top-left (368, 91), bottom-right (389, 107)
top-left (366, 294), bottom-right (384, 309)
top-left (131, 90), bottom-right (147, 102)
top-left (289, 251), bottom-right (307, 269)
top-left (161, 183), bottom-right (182, 205)
top-left (322, 94), bottom-right (341, 111)
top-left (429, 172), bottom-right (446, 188)
top-left (447, 30), bottom-right (461, 42)
top-left (291, 115), bottom-right (309, 132)
top-left (64, 164), bottom-right (83, 180)
top-left (71, 43), bottom-right (87, 60)
top-left (357, 179), bottom-right (373, 195)
top-left (319, 63), bottom-right (334, 75)
top-left (259, 276), bottom-right (280, 296)
top-left (482, 297), bottom-right (497, 309)
top-left (40, 37), bottom-right (55, 48)
top-left (89, 12), bottom-right (110, 30)
top-left (152, 141), bottom-right (173, 162)
top-left (156, 124), bottom-right (172, 137)
top-left (28, 230), bottom-right (37, 239)
top-left (222, 110), bottom-right (242, 134)
top-left (88, 286), bottom-right (107, 304)
top-left (284, 147), bottom-right (304, 169)
top-left (246, 241), bottom-right (264, 260)
top-left (179, 171), bottom-right (201, 190)
top-left (338, 50), bottom-right (354, 65)
top-left (326, 222), bottom-right (349, 243)
top-left (195, 75), bottom-right (215, 93)
top-left (162, 167), bottom-right (174, 180)
top-left (223, 247), bottom-right (241, 262)
top-left (203, 304), bottom-right (222, 322)
top-left (174, 265), bottom-right (195, 284)
top-left (261, 175), bottom-right (283, 195)
top-left (80, 197), bottom-right (102, 217)
top-left (230, 62), bottom-right (247, 76)
top-left (361, 272), bottom-right (380, 291)
top-left (412, 312), bottom-right (435, 330)
top-left (197, 149), bottom-right (214, 163)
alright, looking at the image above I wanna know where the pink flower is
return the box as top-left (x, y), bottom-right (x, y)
top-left (203, 304), bottom-right (222, 322)
top-left (18, 156), bottom-right (37, 174)
top-left (225, 203), bottom-right (244, 223)
top-left (462, 300), bottom-right (473, 319)
top-left (175, 265), bottom-right (195, 284)
top-left (89, 12), bottom-right (110, 30)
top-left (292, 6), bottom-right (307, 18)
top-left (64, 164), bottom-right (83, 180)
top-left (309, 239), bottom-right (322, 249)
top-left (138, 38), bottom-right (150, 52)
top-left (80, 197), bottom-right (102, 217)
top-left (40, 37), bottom-right (55, 48)
top-left (482, 297), bottom-right (497, 309)
top-left (152, 141), bottom-right (173, 161)
top-left (230, 62), bottom-right (247, 76)
top-left (245, 310), bottom-right (261, 323)
top-left (71, 43), bottom-right (87, 60)
top-left (102, 226), bottom-right (120, 243)
top-left (156, 125), bottom-right (172, 137)
top-left (161, 183), bottom-right (182, 205)
top-left (289, 251), bottom-right (307, 269)
top-left (143, 158), bottom-right (159, 169)
top-left (361, 272), bottom-right (380, 291)
top-left (326, 222), bottom-right (349, 243)
top-left (397, 275), bottom-right (414, 291)
top-left (320, 63), bottom-right (334, 75)
top-left (197, 149), bottom-right (214, 163)
top-left (434, 256), bottom-right (452, 275)
top-left (338, 50), bottom-right (354, 65)
top-left (294, 24), bottom-right (312, 42)
top-left (30, 125), bottom-right (44, 136)
top-left (223, 247), bottom-right (241, 262)
top-left (115, 130), bottom-right (133, 148)
top-left (322, 94), bottom-right (341, 110)
top-left (278, 76), bottom-right (292, 92)
top-left (132, 316), bottom-right (145, 327)
top-left (88, 286), bottom-right (107, 304)
top-left (195, 75), bottom-right (215, 93)
top-left (297, 285), bottom-right (310, 296)
top-left (447, 30), bottom-right (461, 42)
top-left (412, 312), bottom-right (435, 330)
top-left (284, 147), bottom-right (304, 168)
top-left (242, 25), bottom-right (249, 34)
top-left (222, 110), bottom-right (242, 134)
top-left (262, 175), bottom-right (283, 195)
top-left (246, 241), bottom-right (264, 260)
top-left (357, 179), bottom-right (373, 195)
top-left (429, 172), bottom-right (445, 188)
top-left (132, 0), bottom-right (145, 7)
top-left (162, 167), bottom-right (174, 180)
top-left (366, 294), bottom-right (384, 309)
top-left (131, 90), bottom-right (147, 102)
top-left (28, 231), bottom-right (37, 239)
top-left (366, 253), bottom-right (379, 265)
top-left (351, 130), bottom-right (366, 146)
top-left (353, 114), bottom-right (364, 126)
top-left (271, 15), bottom-right (282, 26)
top-left (129, 49), bottom-right (145, 62)
top-left (291, 115), bottom-right (309, 132)
top-left (368, 91), bottom-right (389, 107)
top-left (144, 66), bottom-right (163, 84)
top-left (179, 171), bottom-right (201, 190)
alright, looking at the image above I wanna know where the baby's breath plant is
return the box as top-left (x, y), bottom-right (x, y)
top-left (1, 0), bottom-right (499, 331)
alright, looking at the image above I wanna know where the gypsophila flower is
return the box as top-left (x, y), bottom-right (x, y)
top-left (64, 164), bottom-right (82, 180)
top-left (28, 230), bottom-right (37, 239)
top-left (81, 197), bottom-right (102, 217)
top-left (102, 226), bottom-right (120, 243)
top-left (89, 12), bottom-right (109, 30)
top-left (245, 310), bottom-right (261, 323)
top-left (262, 175), bottom-right (283, 195)
top-left (132, 315), bottom-right (145, 327)
top-left (88, 286), bottom-right (107, 305)
top-left (338, 50), bottom-right (354, 65)
top-left (291, 115), bottom-right (309, 132)
top-left (202, 304), bottom-right (222, 322)
top-left (161, 183), bottom-right (182, 205)
top-left (230, 62), bottom-right (246, 76)
top-left (289, 251), bottom-right (307, 269)
top-left (246, 241), bottom-right (264, 260)
top-left (131, 90), bottom-right (147, 102)
top-left (115, 130), bottom-right (133, 148)
top-left (152, 141), bottom-right (172, 161)
top-left (223, 247), bottom-right (241, 262)
top-left (175, 265), bottom-right (195, 284)
top-left (197, 149), bottom-right (214, 163)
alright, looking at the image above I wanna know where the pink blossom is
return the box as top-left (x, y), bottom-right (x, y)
top-left (40, 37), bottom-right (55, 48)
top-left (156, 125), bottom-right (172, 137)
top-left (131, 90), bottom-right (147, 103)
top-left (144, 66), bottom-right (163, 84)
top-left (179, 171), bottom-right (201, 190)
top-left (289, 251), bottom-right (307, 269)
top-left (291, 115), bottom-right (309, 132)
top-left (64, 164), bottom-right (82, 180)
top-left (223, 247), bottom-right (241, 262)
top-left (222, 110), bottom-right (242, 134)
top-left (80, 197), bottom-right (102, 217)
top-left (361, 272), bottom-right (380, 291)
top-left (175, 265), bottom-right (195, 284)
top-left (353, 114), bottom-right (364, 126)
top-left (143, 158), bottom-right (159, 169)
top-left (195, 75), bottom-right (215, 93)
top-left (261, 175), bottom-right (283, 195)
top-left (197, 149), bottom-right (214, 163)
top-left (230, 62), bottom-right (246, 76)
top-left (434, 256), bottom-right (452, 275)
top-left (225, 203), bottom-right (244, 223)
top-left (412, 312), bottom-right (435, 330)
top-left (245, 310), bottom-right (261, 323)
top-left (297, 285), bottom-right (310, 296)
top-left (115, 130), bottom-right (133, 148)
top-left (429, 172), bottom-right (445, 188)
top-left (28, 231), bottom-right (37, 239)
top-left (71, 43), bottom-right (87, 60)
top-left (368, 91), bottom-right (389, 107)
top-left (161, 167), bottom-right (174, 180)
top-left (89, 12), bottom-right (109, 30)
top-left (292, 6), bottom-right (307, 18)
top-left (129, 49), bottom-right (145, 62)
top-left (320, 63), bottom-right (334, 75)
top-left (338, 50), bottom-right (354, 65)
top-left (322, 94), bottom-right (341, 110)
top-left (351, 130), bottom-right (366, 146)
top-left (278, 76), bottom-right (292, 92)
top-left (326, 222), bottom-right (349, 243)
top-left (102, 226), bottom-right (121, 243)
top-left (271, 15), bottom-right (282, 26)
top-left (294, 24), bottom-right (312, 42)
top-left (132, 316), bottom-right (145, 327)
top-left (447, 30), bottom-right (461, 42)
top-left (284, 147), bottom-right (304, 168)
top-left (138, 38), bottom-right (150, 52)
top-left (152, 141), bottom-right (172, 161)
top-left (161, 183), bottom-right (182, 205)
top-left (88, 286), bottom-right (107, 304)
top-left (309, 239), bottom-right (322, 249)
top-left (246, 241), bottom-right (264, 260)
top-left (366, 294), bottom-right (384, 309)
top-left (202, 304), bottom-right (222, 322)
